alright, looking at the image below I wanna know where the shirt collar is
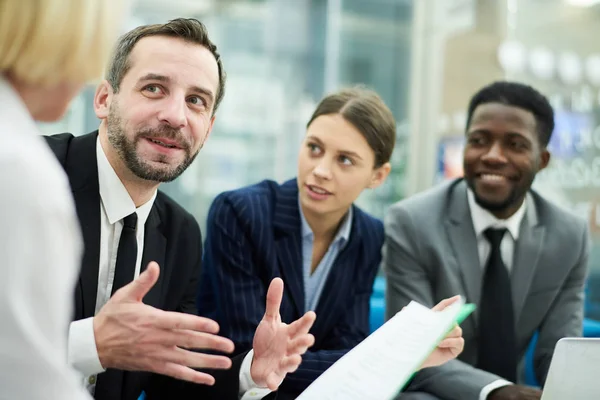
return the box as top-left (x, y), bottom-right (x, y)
top-left (298, 198), bottom-right (353, 246)
top-left (96, 136), bottom-right (156, 226)
top-left (467, 189), bottom-right (527, 240)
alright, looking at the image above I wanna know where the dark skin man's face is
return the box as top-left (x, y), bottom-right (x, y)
top-left (463, 103), bottom-right (550, 219)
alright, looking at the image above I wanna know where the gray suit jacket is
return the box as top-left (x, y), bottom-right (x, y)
top-left (384, 179), bottom-right (590, 400)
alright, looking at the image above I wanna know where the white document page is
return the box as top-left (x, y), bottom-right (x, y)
top-left (297, 299), bottom-right (464, 400)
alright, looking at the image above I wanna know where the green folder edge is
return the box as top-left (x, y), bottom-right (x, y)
top-left (454, 303), bottom-right (477, 327)
top-left (395, 303), bottom-right (477, 397)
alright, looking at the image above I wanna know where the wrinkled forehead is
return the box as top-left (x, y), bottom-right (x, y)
top-left (124, 35), bottom-right (219, 93)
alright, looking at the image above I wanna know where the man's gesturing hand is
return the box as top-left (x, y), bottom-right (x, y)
top-left (250, 278), bottom-right (316, 391)
top-left (93, 261), bottom-right (235, 385)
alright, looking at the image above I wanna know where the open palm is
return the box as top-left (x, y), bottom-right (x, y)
top-left (250, 278), bottom-right (316, 390)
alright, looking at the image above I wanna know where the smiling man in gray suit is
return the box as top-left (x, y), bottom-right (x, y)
top-left (385, 81), bottom-right (590, 400)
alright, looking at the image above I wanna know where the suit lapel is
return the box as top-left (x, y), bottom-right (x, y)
top-left (511, 195), bottom-right (544, 324)
top-left (140, 205), bottom-right (167, 308)
top-left (74, 190), bottom-right (102, 318)
top-left (64, 132), bottom-right (102, 319)
top-left (273, 180), bottom-right (305, 317)
top-left (444, 180), bottom-right (482, 328)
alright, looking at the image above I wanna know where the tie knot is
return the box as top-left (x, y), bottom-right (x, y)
top-left (123, 212), bottom-right (138, 230)
top-left (484, 227), bottom-right (507, 248)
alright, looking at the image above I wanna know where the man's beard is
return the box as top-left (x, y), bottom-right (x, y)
top-left (468, 175), bottom-right (533, 214)
top-left (106, 103), bottom-right (200, 183)
top-left (472, 189), bottom-right (521, 213)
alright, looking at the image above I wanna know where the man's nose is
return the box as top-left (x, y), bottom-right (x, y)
top-left (482, 142), bottom-right (507, 163)
top-left (157, 97), bottom-right (187, 129)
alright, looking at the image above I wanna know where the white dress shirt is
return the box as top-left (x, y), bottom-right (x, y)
top-left (467, 190), bottom-right (528, 400)
top-left (68, 137), bottom-right (267, 398)
top-left (0, 76), bottom-right (91, 399)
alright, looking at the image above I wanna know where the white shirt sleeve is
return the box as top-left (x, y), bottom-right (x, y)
top-left (239, 350), bottom-right (273, 400)
top-left (480, 379), bottom-right (512, 400)
top-left (0, 150), bottom-right (91, 399)
top-left (68, 318), bottom-right (105, 376)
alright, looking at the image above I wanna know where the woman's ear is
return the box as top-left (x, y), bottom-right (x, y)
top-left (368, 162), bottom-right (392, 189)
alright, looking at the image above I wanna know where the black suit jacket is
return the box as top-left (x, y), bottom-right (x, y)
top-left (45, 131), bottom-right (243, 400)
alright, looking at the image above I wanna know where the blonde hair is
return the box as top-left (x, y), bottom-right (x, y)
top-left (0, 0), bottom-right (125, 86)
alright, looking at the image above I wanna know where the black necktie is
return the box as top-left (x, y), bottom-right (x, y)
top-left (111, 212), bottom-right (138, 296)
top-left (477, 228), bottom-right (517, 382)
top-left (96, 213), bottom-right (138, 398)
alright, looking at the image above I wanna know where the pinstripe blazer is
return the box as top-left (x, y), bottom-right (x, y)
top-left (197, 178), bottom-right (384, 399)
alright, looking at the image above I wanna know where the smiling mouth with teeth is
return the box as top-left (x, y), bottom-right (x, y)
top-left (148, 138), bottom-right (178, 149)
top-left (308, 185), bottom-right (331, 195)
top-left (479, 174), bottom-right (509, 182)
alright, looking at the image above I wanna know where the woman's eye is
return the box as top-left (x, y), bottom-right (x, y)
top-left (308, 143), bottom-right (321, 154)
top-left (339, 156), bottom-right (353, 166)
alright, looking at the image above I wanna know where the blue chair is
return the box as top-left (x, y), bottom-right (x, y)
top-left (523, 332), bottom-right (540, 387)
top-left (372, 275), bottom-right (385, 298)
top-left (584, 317), bottom-right (600, 337)
top-left (370, 296), bottom-right (386, 333)
top-left (370, 276), bottom-right (386, 333)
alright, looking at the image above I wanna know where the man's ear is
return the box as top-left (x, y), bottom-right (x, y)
top-left (94, 80), bottom-right (114, 120)
top-left (539, 149), bottom-right (551, 171)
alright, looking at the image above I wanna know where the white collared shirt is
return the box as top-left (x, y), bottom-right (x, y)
top-left (467, 190), bottom-right (528, 400)
top-left (0, 76), bottom-right (91, 399)
top-left (95, 137), bottom-right (156, 315)
top-left (468, 189), bottom-right (527, 272)
top-left (68, 138), bottom-right (267, 398)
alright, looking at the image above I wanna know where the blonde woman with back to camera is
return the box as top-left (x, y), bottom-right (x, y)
top-left (0, 1), bottom-right (126, 398)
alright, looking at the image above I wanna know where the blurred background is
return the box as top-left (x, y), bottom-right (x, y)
top-left (37, 0), bottom-right (600, 321)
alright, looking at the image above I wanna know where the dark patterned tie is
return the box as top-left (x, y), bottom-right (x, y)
top-left (477, 227), bottom-right (517, 382)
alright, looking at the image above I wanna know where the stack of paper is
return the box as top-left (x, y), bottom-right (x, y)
top-left (297, 299), bottom-right (472, 400)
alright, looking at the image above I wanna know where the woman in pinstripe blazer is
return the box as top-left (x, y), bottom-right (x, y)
top-left (198, 87), bottom-right (396, 399)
